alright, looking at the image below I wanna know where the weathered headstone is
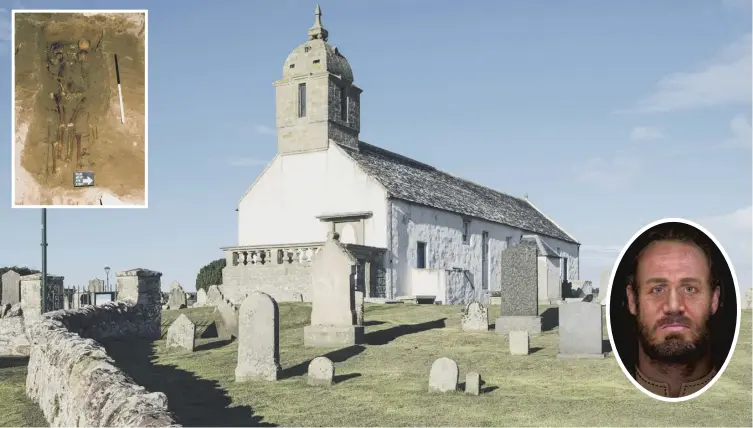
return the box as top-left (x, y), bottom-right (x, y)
top-left (558, 301), bottom-right (604, 358)
top-left (581, 281), bottom-right (593, 296)
top-left (745, 288), bottom-right (752, 310)
top-left (465, 372), bottom-right (481, 395)
top-left (167, 281), bottom-right (187, 309)
top-left (599, 269), bottom-right (611, 291)
top-left (1, 270), bottom-right (21, 306)
top-left (495, 241), bottom-right (541, 335)
top-left (206, 285), bottom-right (223, 306)
top-left (307, 356), bottom-right (335, 386)
top-left (214, 299), bottom-right (239, 338)
top-left (196, 288), bottom-right (207, 306)
top-left (428, 357), bottom-right (459, 393)
top-left (355, 290), bottom-right (364, 326)
top-left (235, 292), bottom-right (281, 382)
top-left (461, 301), bottom-right (489, 332)
top-left (166, 314), bottom-right (195, 352)
top-left (509, 330), bottom-right (530, 355)
top-left (303, 233), bottom-right (364, 347)
top-left (88, 278), bottom-right (105, 293)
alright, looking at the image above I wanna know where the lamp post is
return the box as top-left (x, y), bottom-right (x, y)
top-left (105, 266), bottom-right (111, 292)
top-left (41, 208), bottom-right (48, 313)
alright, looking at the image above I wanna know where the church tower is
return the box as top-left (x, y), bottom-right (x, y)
top-left (274, 5), bottom-right (362, 155)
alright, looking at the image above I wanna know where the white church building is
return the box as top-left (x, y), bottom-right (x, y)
top-left (221, 6), bottom-right (580, 305)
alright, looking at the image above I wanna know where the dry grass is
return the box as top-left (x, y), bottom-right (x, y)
top-left (2, 305), bottom-right (750, 427)
top-left (116, 304), bottom-right (752, 427)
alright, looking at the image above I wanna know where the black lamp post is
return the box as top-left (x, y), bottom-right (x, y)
top-left (105, 266), bottom-right (111, 291)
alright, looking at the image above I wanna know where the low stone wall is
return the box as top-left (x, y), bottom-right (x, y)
top-left (0, 304), bottom-right (30, 356)
top-left (221, 264), bottom-right (311, 303)
top-left (25, 302), bottom-right (177, 427)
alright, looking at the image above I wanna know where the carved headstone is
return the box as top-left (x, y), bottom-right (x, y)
top-left (307, 356), bottom-right (335, 386)
top-left (196, 288), bottom-right (207, 306)
top-left (1, 270), bottom-right (21, 306)
top-left (167, 281), bottom-right (187, 309)
top-left (206, 285), bottom-right (223, 306)
top-left (303, 235), bottom-right (364, 347)
top-left (166, 314), bottom-right (195, 352)
top-left (88, 278), bottom-right (105, 293)
top-left (428, 357), bottom-right (459, 393)
top-left (745, 288), bottom-right (752, 310)
top-left (495, 241), bottom-right (541, 335)
top-left (235, 292), bottom-right (281, 382)
top-left (558, 302), bottom-right (604, 359)
top-left (509, 330), bottom-right (530, 355)
top-left (461, 301), bottom-right (489, 332)
top-left (214, 299), bottom-right (239, 338)
top-left (465, 372), bottom-right (481, 395)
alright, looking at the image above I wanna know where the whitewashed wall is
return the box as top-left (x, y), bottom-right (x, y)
top-left (539, 235), bottom-right (580, 282)
top-left (389, 199), bottom-right (580, 299)
top-left (237, 145), bottom-right (388, 247)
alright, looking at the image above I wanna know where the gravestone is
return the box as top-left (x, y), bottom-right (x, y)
top-left (558, 301), bottom-right (605, 358)
top-left (599, 269), bottom-right (611, 291)
top-left (355, 290), bottom-right (364, 326)
top-left (307, 356), bottom-right (335, 386)
top-left (235, 292), bottom-right (281, 382)
top-left (465, 372), bottom-right (481, 395)
top-left (88, 278), bottom-right (105, 293)
top-left (303, 233), bottom-right (364, 347)
top-left (215, 299), bottom-right (239, 338)
top-left (167, 281), bottom-right (187, 309)
top-left (428, 357), bottom-right (458, 393)
top-left (509, 330), bottom-right (530, 355)
top-left (461, 301), bottom-right (489, 332)
top-left (166, 314), bottom-right (195, 352)
top-left (1, 270), bottom-right (21, 306)
top-left (206, 285), bottom-right (223, 306)
top-left (196, 288), bottom-right (207, 306)
top-left (745, 288), bottom-right (752, 310)
top-left (495, 241), bottom-right (541, 335)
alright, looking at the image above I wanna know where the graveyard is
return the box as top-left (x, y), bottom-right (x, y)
top-left (1, 302), bottom-right (748, 427)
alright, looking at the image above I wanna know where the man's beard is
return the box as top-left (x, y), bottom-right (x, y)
top-left (636, 307), bottom-right (712, 365)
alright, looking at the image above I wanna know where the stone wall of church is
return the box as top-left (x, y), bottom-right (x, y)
top-left (388, 200), bottom-right (579, 300)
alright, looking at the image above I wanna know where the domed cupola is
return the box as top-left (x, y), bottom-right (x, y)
top-left (274, 5), bottom-right (362, 155)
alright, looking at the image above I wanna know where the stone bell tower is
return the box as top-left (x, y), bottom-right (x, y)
top-left (274, 5), bottom-right (362, 155)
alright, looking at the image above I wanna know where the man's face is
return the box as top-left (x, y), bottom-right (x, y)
top-left (626, 240), bottom-right (720, 364)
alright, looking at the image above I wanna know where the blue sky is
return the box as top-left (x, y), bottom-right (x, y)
top-left (0, 1), bottom-right (750, 297)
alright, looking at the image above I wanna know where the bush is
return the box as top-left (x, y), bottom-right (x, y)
top-left (194, 258), bottom-right (226, 293)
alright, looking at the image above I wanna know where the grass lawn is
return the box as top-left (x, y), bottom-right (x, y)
top-left (0, 356), bottom-right (47, 427)
top-left (99, 304), bottom-right (752, 427)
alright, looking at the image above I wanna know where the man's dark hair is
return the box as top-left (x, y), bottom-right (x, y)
top-left (626, 224), bottom-right (720, 298)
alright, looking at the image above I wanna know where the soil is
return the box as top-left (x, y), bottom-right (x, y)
top-left (13, 12), bottom-right (146, 206)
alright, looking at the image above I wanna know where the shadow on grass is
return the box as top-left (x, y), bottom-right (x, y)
top-left (363, 320), bottom-right (385, 327)
top-left (195, 338), bottom-right (234, 352)
top-left (280, 345), bottom-right (365, 380)
top-left (0, 356), bottom-right (29, 369)
top-left (530, 347), bottom-right (544, 354)
top-left (364, 318), bottom-right (447, 346)
top-left (457, 378), bottom-right (498, 394)
top-left (602, 339), bottom-right (612, 354)
top-left (107, 339), bottom-right (274, 427)
top-left (541, 307), bottom-right (559, 332)
top-left (334, 373), bottom-right (361, 384)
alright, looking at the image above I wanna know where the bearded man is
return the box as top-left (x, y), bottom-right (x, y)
top-left (625, 228), bottom-right (721, 398)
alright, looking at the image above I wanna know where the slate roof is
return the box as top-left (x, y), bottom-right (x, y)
top-left (340, 142), bottom-right (578, 244)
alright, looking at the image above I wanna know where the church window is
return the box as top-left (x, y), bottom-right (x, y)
top-left (313, 59), bottom-right (320, 64)
top-left (416, 242), bottom-right (427, 269)
top-left (289, 64), bottom-right (295, 69)
top-left (462, 219), bottom-right (471, 244)
top-left (298, 83), bottom-right (307, 118)
top-left (304, 46), bottom-right (311, 53)
top-left (505, 236), bottom-right (512, 248)
top-left (340, 86), bottom-right (348, 122)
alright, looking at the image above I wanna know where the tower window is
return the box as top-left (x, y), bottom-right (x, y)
top-left (298, 83), bottom-right (306, 118)
top-left (340, 86), bottom-right (348, 122)
top-left (289, 64), bottom-right (295, 69)
top-left (304, 46), bottom-right (311, 53)
top-left (313, 59), bottom-right (320, 64)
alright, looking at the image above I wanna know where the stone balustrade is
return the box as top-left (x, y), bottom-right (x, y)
top-left (223, 242), bottom-right (324, 268)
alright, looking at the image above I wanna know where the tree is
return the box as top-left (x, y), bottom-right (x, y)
top-left (195, 258), bottom-right (226, 293)
top-left (0, 266), bottom-right (40, 278)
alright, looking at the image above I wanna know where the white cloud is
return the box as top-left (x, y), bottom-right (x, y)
top-left (696, 206), bottom-right (752, 289)
top-left (254, 125), bottom-right (276, 136)
top-left (228, 157), bottom-right (268, 167)
top-left (575, 155), bottom-right (640, 191)
top-left (633, 33), bottom-right (751, 112)
top-left (630, 126), bottom-right (664, 141)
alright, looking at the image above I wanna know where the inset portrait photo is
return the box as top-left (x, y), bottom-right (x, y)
top-left (606, 218), bottom-right (741, 402)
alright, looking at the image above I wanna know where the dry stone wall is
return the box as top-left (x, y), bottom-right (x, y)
top-left (24, 268), bottom-right (177, 427)
top-left (0, 303), bottom-right (30, 355)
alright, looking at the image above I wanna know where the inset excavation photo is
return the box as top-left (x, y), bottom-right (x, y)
top-left (12, 11), bottom-right (147, 207)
